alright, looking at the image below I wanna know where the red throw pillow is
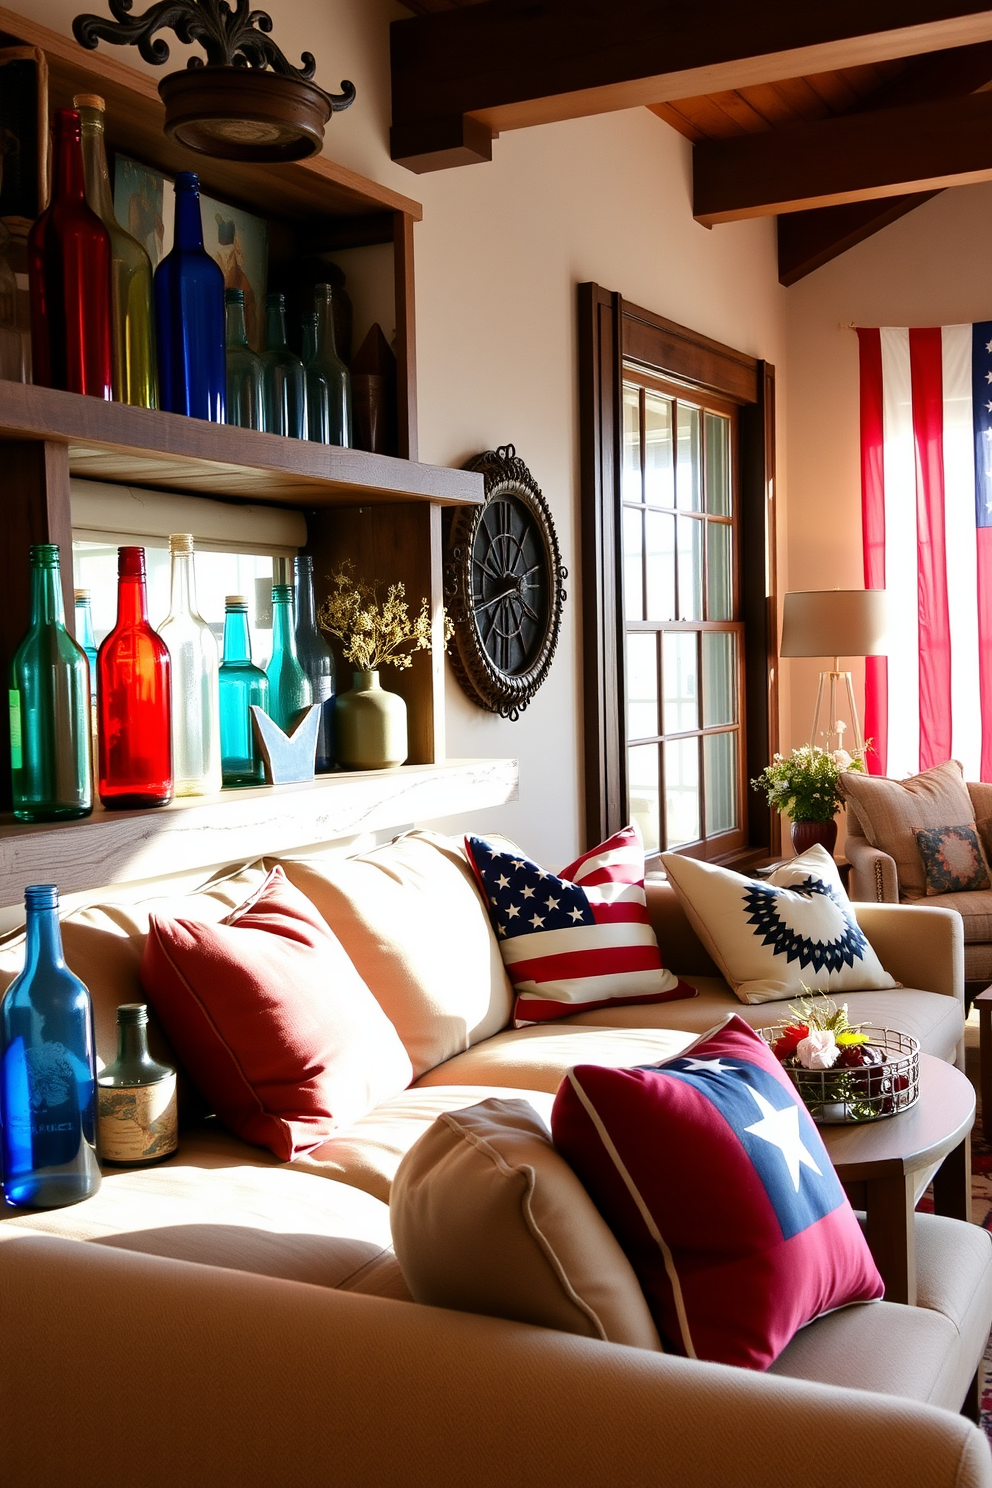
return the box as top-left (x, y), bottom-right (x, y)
top-left (551, 1015), bottom-right (883, 1370)
top-left (140, 866), bottom-right (413, 1160)
top-left (464, 824), bottom-right (694, 1026)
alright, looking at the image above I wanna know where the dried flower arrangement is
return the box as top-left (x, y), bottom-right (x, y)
top-left (318, 563), bottom-right (453, 672)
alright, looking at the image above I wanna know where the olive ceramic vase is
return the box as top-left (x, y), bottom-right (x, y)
top-left (335, 670), bottom-right (408, 769)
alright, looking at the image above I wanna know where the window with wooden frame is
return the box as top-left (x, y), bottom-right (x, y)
top-left (579, 285), bottom-right (779, 868)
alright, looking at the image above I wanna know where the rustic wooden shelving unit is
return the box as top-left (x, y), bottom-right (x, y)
top-left (0, 10), bottom-right (512, 896)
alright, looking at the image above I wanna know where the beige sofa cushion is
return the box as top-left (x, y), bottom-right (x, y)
top-left (414, 1025), bottom-right (696, 1094)
top-left (917, 888), bottom-right (992, 943)
top-left (0, 1150), bottom-right (409, 1299)
top-left (275, 831), bottom-right (513, 1080)
top-left (839, 760), bottom-right (974, 897)
top-left (391, 1099), bottom-right (662, 1350)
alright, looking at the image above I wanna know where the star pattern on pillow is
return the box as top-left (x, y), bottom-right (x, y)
top-left (742, 879), bottom-right (869, 975)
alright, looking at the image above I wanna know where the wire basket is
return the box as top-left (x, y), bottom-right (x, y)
top-left (760, 1025), bottom-right (920, 1124)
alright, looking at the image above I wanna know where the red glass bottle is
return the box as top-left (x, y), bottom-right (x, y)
top-left (97, 547), bottom-right (173, 809)
top-left (28, 108), bottom-right (112, 399)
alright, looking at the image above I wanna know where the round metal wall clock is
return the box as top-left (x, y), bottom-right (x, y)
top-left (444, 445), bottom-right (567, 721)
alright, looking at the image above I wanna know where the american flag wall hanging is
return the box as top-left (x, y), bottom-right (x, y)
top-left (858, 324), bottom-right (992, 780)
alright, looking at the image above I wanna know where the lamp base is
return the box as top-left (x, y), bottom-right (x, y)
top-left (811, 667), bottom-right (863, 760)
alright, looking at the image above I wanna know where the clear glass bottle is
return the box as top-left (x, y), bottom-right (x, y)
top-left (74, 93), bottom-right (157, 409)
top-left (219, 594), bottom-right (270, 786)
top-left (225, 287), bottom-right (265, 431)
top-left (97, 1003), bottom-right (177, 1167)
top-left (154, 172), bottom-right (226, 422)
top-left (158, 533), bottom-right (221, 797)
top-left (73, 587), bottom-right (98, 700)
top-left (0, 884), bottom-right (101, 1209)
top-left (97, 545), bottom-right (173, 809)
top-left (261, 292), bottom-right (306, 439)
top-left (265, 582), bottom-right (312, 732)
top-left (9, 545), bottom-right (92, 822)
top-left (305, 282), bottom-right (352, 447)
top-left (27, 108), bottom-right (113, 399)
top-left (295, 555), bottom-right (335, 772)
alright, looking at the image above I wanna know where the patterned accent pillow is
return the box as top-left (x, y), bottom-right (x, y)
top-left (765, 844), bottom-right (849, 900)
top-left (660, 851), bottom-right (897, 1004)
top-left (913, 823), bottom-right (991, 896)
top-left (464, 825), bottom-right (695, 1026)
top-left (551, 1015), bottom-right (883, 1370)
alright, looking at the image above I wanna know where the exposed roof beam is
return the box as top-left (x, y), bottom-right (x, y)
top-left (774, 40), bottom-right (992, 283)
top-left (694, 90), bottom-right (992, 224)
top-left (390, 0), bottom-right (992, 171)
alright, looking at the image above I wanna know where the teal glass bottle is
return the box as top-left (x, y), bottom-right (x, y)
top-left (9, 545), bottom-right (92, 822)
top-left (225, 288), bottom-right (265, 431)
top-left (305, 282), bottom-right (352, 447)
top-left (219, 595), bottom-right (269, 786)
top-left (265, 583), bottom-right (312, 732)
top-left (0, 884), bottom-right (101, 1209)
top-left (261, 292), bottom-right (306, 439)
top-left (73, 587), bottom-right (98, 698)
top-left (294, 555), bottom-right (335, 772)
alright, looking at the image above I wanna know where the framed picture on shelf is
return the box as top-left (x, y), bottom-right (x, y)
top-left (113, 154), bottom-right (268, 349)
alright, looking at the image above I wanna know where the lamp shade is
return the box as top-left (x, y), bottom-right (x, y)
top-left (779, 589), bottom-right (888, 658)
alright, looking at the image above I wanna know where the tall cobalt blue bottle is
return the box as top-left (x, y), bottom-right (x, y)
top-left (154, 172), bottom-right (225, 422)
top-left (1, 885), bottom-right (101, 1208)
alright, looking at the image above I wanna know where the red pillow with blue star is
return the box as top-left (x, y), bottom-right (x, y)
top-left (464, 825), bottom-right (695, 1026)
top-left (551, 1015), bottom-right (883, 1370)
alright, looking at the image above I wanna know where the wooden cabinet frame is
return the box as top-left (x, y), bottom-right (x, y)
top-left (578, 283), bottom-right (779, 862)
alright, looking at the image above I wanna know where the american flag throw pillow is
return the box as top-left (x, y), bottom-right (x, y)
top-left (464, 825), bottom-right (694, 1026)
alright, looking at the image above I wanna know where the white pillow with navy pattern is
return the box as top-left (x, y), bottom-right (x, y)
top-left (661, 851), bottom-right (897, 1005)
top-left (765, 844), bottom-right (849, 901)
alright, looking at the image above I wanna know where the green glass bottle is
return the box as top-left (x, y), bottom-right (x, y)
top-left (74, 93), bottom-right (157, 408)
top-left (305, 282), bottom-right (352, 447)
top-left (265, 583), bottom-right (312, 732)
top-left (97, 1003), bottom-right (178, 1167)
top-left (219, 595), bottom-right (270, 786)
top-left (261, 292), bottom-right (306, 439)
top-left (10, 545), bottom-right (92, 821)
top-left (225, 288), bottom-right (265, 431)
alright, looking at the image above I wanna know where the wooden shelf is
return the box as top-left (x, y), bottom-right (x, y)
top-left (0, 6), bottom-right (422, 236)
top-left (0, 758), bottom-right (519, 908)
top-left (0, 381), bottom-right (483, 508)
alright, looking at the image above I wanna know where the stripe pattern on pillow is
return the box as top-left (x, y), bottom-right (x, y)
top-left (464, 826), bottom-right (694, 1026)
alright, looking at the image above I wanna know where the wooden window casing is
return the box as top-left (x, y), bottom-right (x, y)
top-left (579, 285), bottom-right (780, 867)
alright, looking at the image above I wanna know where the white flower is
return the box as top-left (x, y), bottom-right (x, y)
top-left (832, 749), bottom-right (853, 769)
top-left (796, 1029), bottom-right (839, 1070)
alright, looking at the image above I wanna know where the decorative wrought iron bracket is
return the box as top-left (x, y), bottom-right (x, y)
top-left (72, 0), bottom-right (355, 112)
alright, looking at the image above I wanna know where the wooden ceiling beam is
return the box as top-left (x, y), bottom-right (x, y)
top-left (390, 0), bottom-right (992, 171)
top-left (776, 40), bottom-right (992, 283)
top-left (693, 90), bottom-right (992, 224)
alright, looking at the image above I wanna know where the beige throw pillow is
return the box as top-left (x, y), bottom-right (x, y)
top-left (660, 852), bottom-right (897, 1004)
top-left (766, 844), bottom-right (849, 900)
top-left (390, 1098), bottom-right (662, 1350)
top-left (838, 760), bottom-right (974, 897)
top-left (274, 831), bottom-right (514, 1080)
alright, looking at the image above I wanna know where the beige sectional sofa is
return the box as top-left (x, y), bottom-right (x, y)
top-left (1, 828), bottom-right (990, 1488)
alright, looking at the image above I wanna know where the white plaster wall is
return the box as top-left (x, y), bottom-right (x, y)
top-left (16, 0), bottom-right (788, 867)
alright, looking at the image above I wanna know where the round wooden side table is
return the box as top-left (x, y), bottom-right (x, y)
top-left (819, 1052), bottom-right (975, 1305)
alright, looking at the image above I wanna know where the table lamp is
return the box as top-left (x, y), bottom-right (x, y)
top-left (779, 589), bottom-right (888, 758)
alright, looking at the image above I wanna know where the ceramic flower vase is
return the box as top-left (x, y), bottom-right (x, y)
top-left (791, 819), bottom-right (838, 857)
top-left (335, 670), bottom-right (408, 769)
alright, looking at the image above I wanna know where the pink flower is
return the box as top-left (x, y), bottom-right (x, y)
top-left (796, 1029), bottom-right (839, 1070)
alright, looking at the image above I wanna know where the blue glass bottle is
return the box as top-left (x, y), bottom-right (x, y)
top-left (262, 292), bottom-right (306, 439)
top-left (154, 172), bottom-right (225, 422)
top-left (1, 884), bottom-right (101, 1209)
top-left (265, 583), bottom-right (312, 732)
top-left (219, 595), bottom-right (270, 786)
top-left (295, 555), bottom-right (335, 772)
